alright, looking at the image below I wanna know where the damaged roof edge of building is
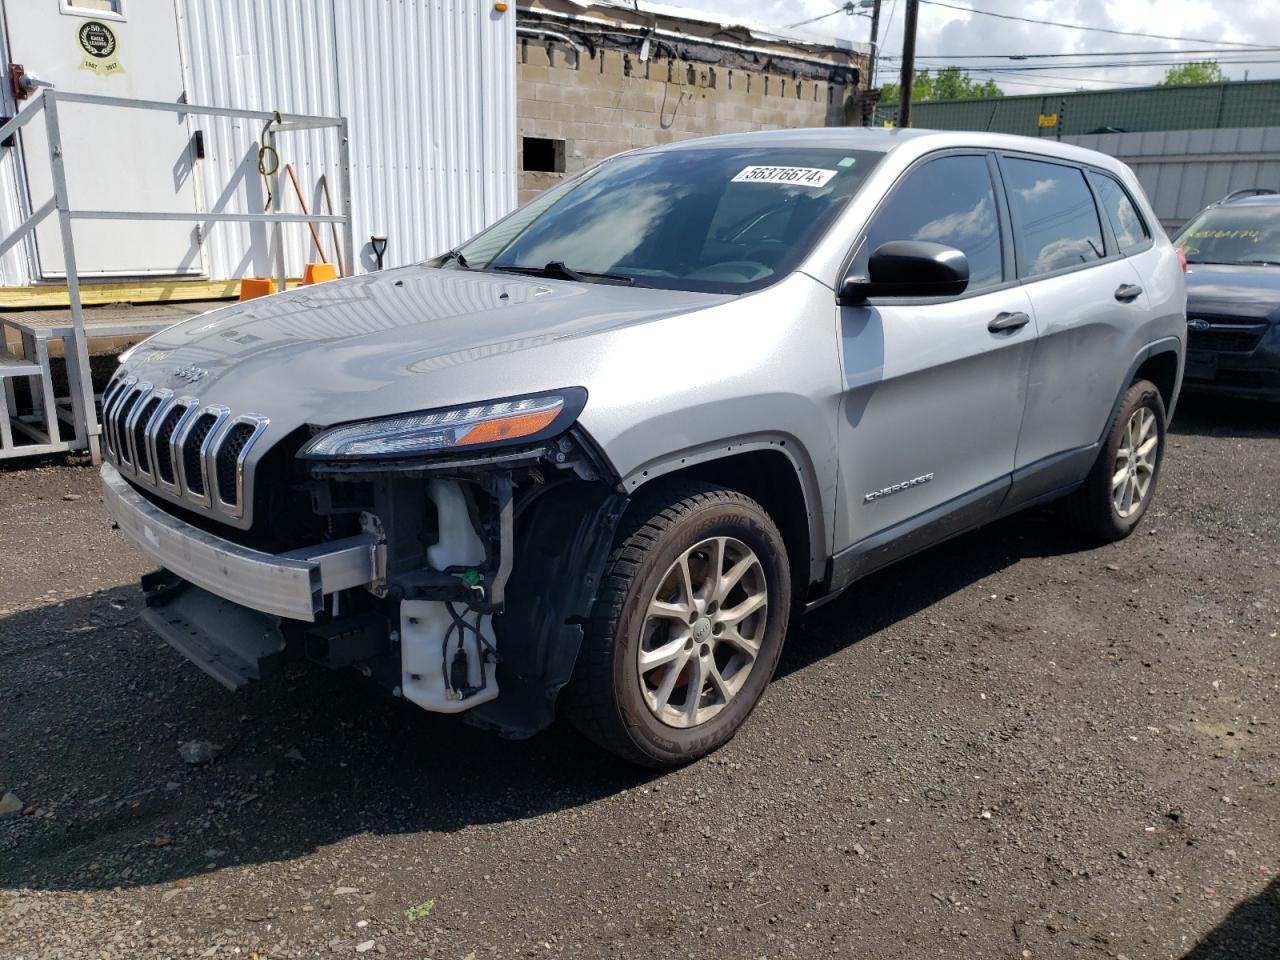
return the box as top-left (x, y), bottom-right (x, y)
top-left (517, 0), bottom-right (866, 87)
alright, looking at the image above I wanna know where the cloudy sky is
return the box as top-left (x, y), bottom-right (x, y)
top-left (671, 0), bottom-right (1280, 94)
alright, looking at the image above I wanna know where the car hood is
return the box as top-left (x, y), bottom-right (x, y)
top-left (1184, 263), bottom-right (1280, 321)
top-left (122, 264), bottom-right (730, 432)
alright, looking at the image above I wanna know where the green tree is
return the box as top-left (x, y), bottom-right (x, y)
top-left (1161, 60), bottom-right (1226, 85)
top-left (880, 66), bottom-right (1003, 104)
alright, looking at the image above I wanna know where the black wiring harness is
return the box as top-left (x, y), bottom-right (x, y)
top-left (440, 599), bottom-right (499, 701)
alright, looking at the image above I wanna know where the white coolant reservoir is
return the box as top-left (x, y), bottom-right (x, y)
top-left (400, 480), bottom-right (499, 713)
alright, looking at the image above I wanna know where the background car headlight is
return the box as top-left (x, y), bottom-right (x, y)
top-left (299, 388), bottom-right (586, 459)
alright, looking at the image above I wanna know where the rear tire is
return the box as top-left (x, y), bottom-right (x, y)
top-left (1062, 379), bottom-right (1166, 542)
top-left (561, 481), bottom-right (791, 768)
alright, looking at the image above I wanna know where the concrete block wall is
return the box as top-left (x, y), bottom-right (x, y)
top-left (517, 42), bottom-right (853, 203)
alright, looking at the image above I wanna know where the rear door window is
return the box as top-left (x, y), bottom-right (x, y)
top-left (1089, 172), bottom-right (1150, 254)
top-left (860, 154), bottom-right (1004, 292)
top-left (1002, 157), bottom-right (1105, 278)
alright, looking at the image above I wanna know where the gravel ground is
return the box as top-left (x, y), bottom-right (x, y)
top-left (1, 395), bottom-right (1276, 960)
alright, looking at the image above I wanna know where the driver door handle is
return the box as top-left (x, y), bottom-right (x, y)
top-left (1115, 283), bottom-right (1143, 303)
top-left (988, 311), bottom-right (1031, 333)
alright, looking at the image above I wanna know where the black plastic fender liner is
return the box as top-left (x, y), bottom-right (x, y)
top-left (466, 482), bottom-right (628, 739)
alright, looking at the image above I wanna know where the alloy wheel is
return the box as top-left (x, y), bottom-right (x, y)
top-left (637, 536), bottom-right (768, 728)
top-left (1112, 406), bottom-right (1158, 518)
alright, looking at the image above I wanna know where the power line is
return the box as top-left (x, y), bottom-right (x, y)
top-left (903, 56), bottom-right (1280, 72)
top-left (881, 0), bottom-right (901, 53)
top-left (785, 7), bottom-right (849, 28)
top-left (954, 67), bottom-right (1154, 87)
top-left (785, 2), bottom-right (871, 29)
top-left (897, 60), bottom-right (1159, 87)
top-left (918, 0), bottom-right (1276, 49)
top-left (883, 47), bottom-right (1280, 60)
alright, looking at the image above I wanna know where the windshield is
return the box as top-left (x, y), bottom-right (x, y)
top-left (454, 146), bottom-right (883, 293)
top-left (1174, 204), bottom-right (1280, 266)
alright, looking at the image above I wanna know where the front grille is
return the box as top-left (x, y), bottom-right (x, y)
top-left (153, 403), bottom-right (189, 485)
top-left (113, 388), bottom-right (143, 467)
top-left (182, 413), bottom-right (218, 497)
top-left (100, 373), bottom-right (268, 524)
top-left (1188, 327), bottom-right (1266, 354)
top-left (216, 422), bottom-right (256, 507)
top-left (131, 396), bottom-right (163, 475)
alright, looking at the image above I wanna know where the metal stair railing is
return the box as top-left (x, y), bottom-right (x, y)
top-left (0, 88), bottom-right (355, 464)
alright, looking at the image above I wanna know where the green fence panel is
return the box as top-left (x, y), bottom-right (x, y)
top-left (872, 79), bottom-right (1280, 136)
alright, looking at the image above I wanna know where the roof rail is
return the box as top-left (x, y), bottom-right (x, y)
top-left (1221, 188), bottom-right (1279, 203)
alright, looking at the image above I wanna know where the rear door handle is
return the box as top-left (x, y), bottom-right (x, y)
top-left (1115, 283), bottom-right (1143, 303)
top-left (988, 311), bottom-right (1031, 333)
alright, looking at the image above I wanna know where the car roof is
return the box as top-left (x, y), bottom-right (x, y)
top-left (1220, 193), bottom-right (1280, 206)
top-left (643, 126), bottom-right (1130, 173)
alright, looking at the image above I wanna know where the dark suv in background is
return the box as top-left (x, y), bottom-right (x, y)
top-left (1174, 189), bottom-right (1280, 401)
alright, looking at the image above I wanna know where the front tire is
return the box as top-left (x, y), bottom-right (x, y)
top-left (562, 481), bottom-right (791, 767)
top-left (1063, 379), bottom-right (1167, 542)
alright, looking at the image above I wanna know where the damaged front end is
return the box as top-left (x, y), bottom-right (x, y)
top-left (107, 388), bottom-right (627, 738)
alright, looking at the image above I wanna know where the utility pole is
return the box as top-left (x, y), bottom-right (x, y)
top-left (897, 0), bottom-right (920, 128)
top-left (867, 0), bottom-right (881, 89)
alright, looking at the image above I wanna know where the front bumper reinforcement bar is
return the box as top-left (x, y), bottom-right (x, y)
top-left (101, 463), bottom-right (382, 621)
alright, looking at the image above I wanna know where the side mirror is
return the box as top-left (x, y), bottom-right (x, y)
top-left (839, 240), bottom-right (970, 302)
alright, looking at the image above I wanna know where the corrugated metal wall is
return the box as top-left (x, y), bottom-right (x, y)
top-left (0, 1), bottom-right (515, 286)
top-left (1065, 127), bottom-right (1280, 231)
top-left (178, 0), bottom-right (517, 278)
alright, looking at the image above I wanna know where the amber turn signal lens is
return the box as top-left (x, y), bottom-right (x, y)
top-left (455, 408), bottom-right (559, 446)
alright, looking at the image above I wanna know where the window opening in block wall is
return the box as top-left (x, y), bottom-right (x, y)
top-left (523, 137), bottom-right (566, 173)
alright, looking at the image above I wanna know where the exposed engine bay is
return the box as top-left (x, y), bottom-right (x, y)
top-left (126, 427), bottom-right (626, 739)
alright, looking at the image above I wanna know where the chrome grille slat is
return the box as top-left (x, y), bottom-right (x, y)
top-left (113, 385), bottom-right (146, 472)
top-left (102, 375), bottom-right (137, 462)
top-left (212, 416), bottom-right (268, 518)
top-left (123, 383), bottom-right (157, 477)
top-left (153, 398), bottom-right (199, 494)
top-left (99, 377), bottom-right (129, 460)
top-left (101, 373), bottom-right (266, 528)
top-left (133, 391), bottom-right (174, 484)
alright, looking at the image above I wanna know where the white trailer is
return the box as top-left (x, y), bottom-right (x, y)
top-left (0, 0), bottom-right (517, 289)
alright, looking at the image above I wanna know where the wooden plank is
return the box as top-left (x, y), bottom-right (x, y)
top-left (0, 277), bottom-right (303, 308)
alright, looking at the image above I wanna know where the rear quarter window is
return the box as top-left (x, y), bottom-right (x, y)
top-left (1089, 172), bottom-right (1150, 254)
top-left (1002, 157), bottom-right (1105, 278)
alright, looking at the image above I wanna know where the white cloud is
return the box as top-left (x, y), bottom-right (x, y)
top-left (667, 0), bottom-right (1280, 93)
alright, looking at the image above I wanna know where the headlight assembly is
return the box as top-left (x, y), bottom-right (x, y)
top-left (299, 388), bottom-right (586, 459)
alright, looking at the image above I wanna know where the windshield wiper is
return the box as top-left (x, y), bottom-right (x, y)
top-left (493, 261), bottom-right (634, 285)
top-left (439, 248), bottom-right (471, 269)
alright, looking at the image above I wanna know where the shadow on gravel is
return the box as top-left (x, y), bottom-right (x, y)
top-left (1181, 878), bottom-right (1279, 960)
top-left (779, 505), bottom-right (1081, 680)
top-left (0, 506), bottom-right (1086, 893)
top-left (0, 587), bottom-right (657, 892)
top-left (1171, 394), bottom-right (1280, 439)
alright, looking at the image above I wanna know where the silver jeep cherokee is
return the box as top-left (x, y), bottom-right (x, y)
top-left (101, 128), bottom-right (1185, 766)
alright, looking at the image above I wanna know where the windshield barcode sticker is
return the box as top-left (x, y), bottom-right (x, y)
top-left (732, 166), bottom-right (838, 188)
